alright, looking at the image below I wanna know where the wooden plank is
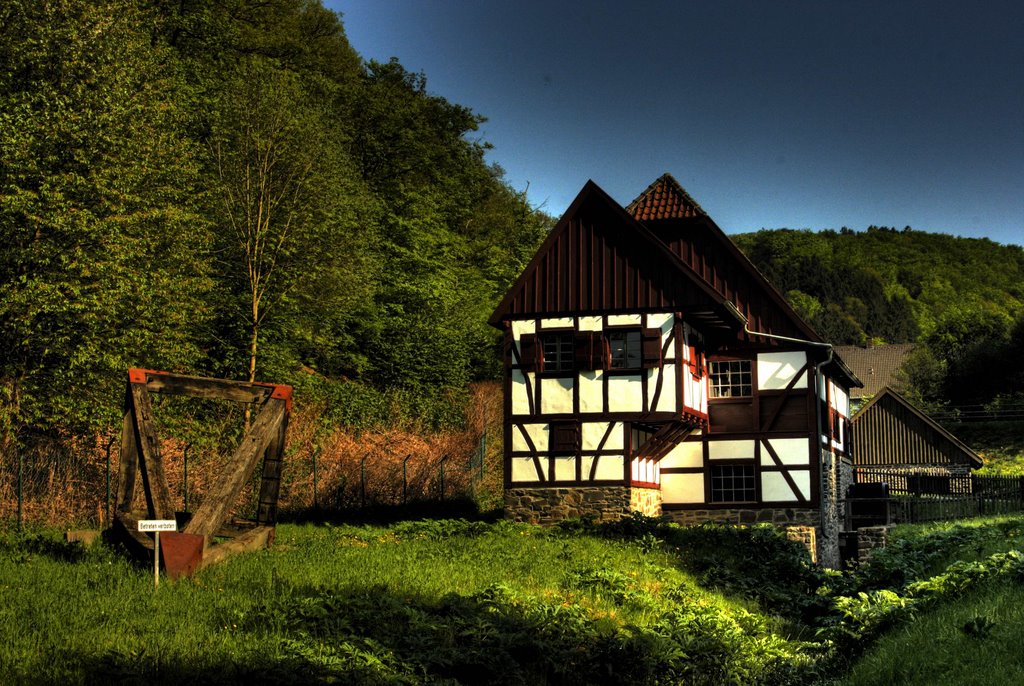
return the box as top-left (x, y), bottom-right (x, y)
top-left (198, 526), bottom-right (274, 570)
top-left (184, 399), bottom-right (285, 537)
top-left (255, 413), bottom-right (287, 525)
top-left (142, 372), bottom-right (273, 404)
top-left (130, 382), bottom-right (176, 519)
top-left (115, 388), bottom-right (139, 512)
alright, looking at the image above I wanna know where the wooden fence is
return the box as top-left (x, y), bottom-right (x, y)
top-left (848, 468), bottom-right (1024, 527)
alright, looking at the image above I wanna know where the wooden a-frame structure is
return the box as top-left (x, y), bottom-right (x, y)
top-left (110, 368), bottom-right (291, 578)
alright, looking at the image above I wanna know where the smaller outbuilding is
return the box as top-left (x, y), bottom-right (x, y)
top-left (833, 343), bottom-right (916, 411)
top-left (851, 386), bottom-right (983, 475)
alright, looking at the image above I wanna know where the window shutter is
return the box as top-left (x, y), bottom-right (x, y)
top-left (574, 332), bottom-right (605, 371)
top-left (519, 334), bottom-right (542, 372)
top-left (549, 421), bottom-right (580, 455)
top-left (641, 328), bottom-right (662, 368)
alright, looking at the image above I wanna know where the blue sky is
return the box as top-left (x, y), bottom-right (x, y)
top-left (327, 1), bottom-right (1023, 245)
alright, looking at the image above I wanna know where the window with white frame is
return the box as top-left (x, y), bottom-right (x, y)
top-left (709, 359), bottom-right (752, 398)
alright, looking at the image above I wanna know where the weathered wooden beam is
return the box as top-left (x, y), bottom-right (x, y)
top-left (115, 389), bottom-right (139, 512)
top-left (129, 382), bottom-right (175, 519)
top-left (255, 412), bottom-right (287, 525)
top-left (198, 526), bottom-right (274, 570)
top-left (184, 398), bottom-right (286, 537)
top-left (132, 369), bottom-right (276, 404)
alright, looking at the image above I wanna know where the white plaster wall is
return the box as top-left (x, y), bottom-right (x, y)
top-left (646, 312), bottom-right (673, 331)
top-left (511, 457), bottom-right (540, 483)
top-left (707, 439), bottom-right (756, 460)
top-left (539, 317), bottom-right (574, 329)
top-left (654, 366), bottom-right (677, 413)
top-left (581, 421), bottom-right (621, 450)
top-left (540, 376), bottom-right (574, 415)
top-left (607, 375), bottom-right (643, 413)
top-left (578, 371), bottom-right (603, 413)
top-left (832, 384), bottom-right (849, 416)
top-left (553, 456), bottom-right (576, 481)
top-left (760, 438), bottom-right (810, 466)
top-left (511, 370), bottom-right (532, 415)
top-left (578, 316), bottom-right (602, 332)
top-left (607, 314), bottom-right (642, 326)
top-left (662, 473), bottom-right (704, 503)
top-left (592, 454), bottom-right (624, 481)
top-left (761, 470), bottom-right (811, 502)
top-left (660, 440), bottom-right (703, 469)
top-left (757, 351), bottom-right (807, 390)
top-left (512, 423), bottom-right (548, 452)
top-left (511, 320), bottom-right (536, 339)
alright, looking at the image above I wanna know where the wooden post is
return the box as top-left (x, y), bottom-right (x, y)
top-left (183, 399), bottom-right (285, 537)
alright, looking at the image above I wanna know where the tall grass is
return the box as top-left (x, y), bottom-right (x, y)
top-left (839, 585), bottom-right (1024, 686)
top-left (0, 520), bottom-right (817, 685)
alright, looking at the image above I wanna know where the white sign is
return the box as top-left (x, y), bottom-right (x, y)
top-left (138, 519), bottom-right (177, 532)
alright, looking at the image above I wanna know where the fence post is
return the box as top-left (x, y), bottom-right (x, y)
top-left (182, 443), bottom-right (191, 512)
top-left (439, 455), bottom-right (449, 501)
top-left (361, 455), bottom-right (368, 508)
top-left (312, 445), bottom-right (320, 511)
top-left (480, 430), bottom-right (486, 478)
top-left (403, 454), bottom-right (411, 505)
top-left (105, 436), bottom-right (116, 526)
top-left (17, 444), bottom-right (23, 531)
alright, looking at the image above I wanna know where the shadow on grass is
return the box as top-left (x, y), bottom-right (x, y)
top-left (279, 496), bottom-right (503, 526)
top-left (52, 583), bottom-right (651, 686)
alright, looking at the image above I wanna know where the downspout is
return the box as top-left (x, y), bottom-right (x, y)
top-left (740, 321), bottom-right (835, 554)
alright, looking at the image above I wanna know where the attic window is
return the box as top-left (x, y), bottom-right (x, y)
top-left (541, 333), bottom-right (574, 373)
top-left (710, 360), bottom-right (752, 398)
top-left (608, 329), bottom-right (662, 370)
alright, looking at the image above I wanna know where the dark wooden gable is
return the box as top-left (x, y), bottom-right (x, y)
top-left (851, 387), bottom-right (983, 469)
top-left (489, 180), bottom-right (741, 332)
top-left (626, 174), bottom-right (822, 343)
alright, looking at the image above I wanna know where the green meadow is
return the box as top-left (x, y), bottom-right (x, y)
top-left (3, 514), bottom-right (1024, 685)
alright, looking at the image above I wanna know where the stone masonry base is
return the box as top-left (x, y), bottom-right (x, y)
top-left (505, 486), bottom-right (635, 525)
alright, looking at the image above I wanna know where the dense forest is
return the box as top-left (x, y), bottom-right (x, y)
top-left (733, 227), bottom-right (1024, 410)
top-left (0, 0), bottom-right (550, 445)
top-left (1, 0), bottom-right (1020, 449)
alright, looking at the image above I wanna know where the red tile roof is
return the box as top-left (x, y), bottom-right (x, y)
top-left (625, 173), bottom-right (706, 221)
top-left (833, 344), bottom-right (916, 398)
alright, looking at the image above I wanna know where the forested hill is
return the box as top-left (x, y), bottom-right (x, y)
top-left (0, 0), bottom-right (551, 439)
top-left (732, 227), bottom-right (1024, 407)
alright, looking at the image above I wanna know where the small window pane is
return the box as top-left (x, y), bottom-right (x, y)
top-left (710, 360), bottom-right (752, 398)
top-left (710, 464), bottom-right (756, 502)
top-left (608, 331), bottom-right (642, 369)
top-left (542, 333), bottom-right (574, 372)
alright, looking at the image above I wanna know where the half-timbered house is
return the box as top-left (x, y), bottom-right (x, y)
top-left (490, 174), bottom-right (861, 565)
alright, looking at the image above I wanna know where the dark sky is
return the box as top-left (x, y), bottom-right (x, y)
top-left (328, 1), bottom-right (1023, 245)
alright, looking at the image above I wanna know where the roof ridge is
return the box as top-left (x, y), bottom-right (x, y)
top-left (625, 172), bottom-right (707, 220)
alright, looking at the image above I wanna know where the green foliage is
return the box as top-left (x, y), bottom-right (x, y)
top-left (0, 0), bottom-right (550, 440)
top-left (0, 0), bottom-right (213, 436)
top-left (734, 227), bottom-right (1024, 408)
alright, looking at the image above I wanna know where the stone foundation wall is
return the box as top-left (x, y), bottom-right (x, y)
top-left (663, 507), bottom-right (819, 527)
top-left (857, 525), bottom-right (892, 563)
top-left (664, 508), bottom-right (821, 562)
top-left (784, 526), bottom-right (818, 564)
top-left (505, 486), bottom-right (634, 525)
top-left (630, 487), bottom-right (662, 517)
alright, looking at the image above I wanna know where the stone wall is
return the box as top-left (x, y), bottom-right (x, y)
top-left (629, 486), bottom-right (662, 517)
top-left (857, 525), bottom-right (892, 563)
top-left (784, 526), bottom-right (818, 565)
top-left (662, 507), bottom-right (819, 527)
top-left (505, 486), bottom-right (634, 525)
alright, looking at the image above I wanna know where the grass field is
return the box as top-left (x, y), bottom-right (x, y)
top-left (2, 514), bottom-right (1024, 685)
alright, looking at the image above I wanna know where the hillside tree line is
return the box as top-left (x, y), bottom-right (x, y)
top-left (734, 226), bottom-right (1024, 411)
top-left (0, 0), bottom-right (550, 447)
